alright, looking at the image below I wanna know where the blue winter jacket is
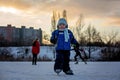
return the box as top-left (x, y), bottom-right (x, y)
top-left (50, 29), bottom-right (78, 50)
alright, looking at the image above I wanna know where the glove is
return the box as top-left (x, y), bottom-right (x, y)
top-left (50, 38), bottom-right (57, 44)
top-left (76, 43), bottom-right (79, 49)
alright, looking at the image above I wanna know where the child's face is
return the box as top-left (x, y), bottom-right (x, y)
top-left (58, 24), bottom-right (66, 29)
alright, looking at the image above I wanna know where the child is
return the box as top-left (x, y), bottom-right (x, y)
top-left (32, 38), bottom-right (40, 65)
top-left (73, 45), bottom-right (87, 64)
top-left (50, 18), bottom-right (78, 75)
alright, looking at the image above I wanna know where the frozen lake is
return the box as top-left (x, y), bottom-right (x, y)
top-left (0, 62), bottom-right (120, 80)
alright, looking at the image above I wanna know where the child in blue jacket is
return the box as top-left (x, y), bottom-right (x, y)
top-left (50, 18), bottom-right (79, 75)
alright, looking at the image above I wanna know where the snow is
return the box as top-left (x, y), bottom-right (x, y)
top-left (0, 46), bottom-right (55, 60)
top-left (0, 62), bottom-right (120, 80)
top-left (0, 46), bottom-right (102, 60)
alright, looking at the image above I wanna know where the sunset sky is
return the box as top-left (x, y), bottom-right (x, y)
top-left (0, 0), bottom-right (120, 35)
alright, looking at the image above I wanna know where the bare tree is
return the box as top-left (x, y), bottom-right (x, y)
top-left (85, 24), bottom-right (92, 58)
top-left (43, 31), bottom-right (50, 41)
top-left (102, 31), bottom-right (118, 46)
top-left (85, 24), bottom-right (102, 58)
top-left (73, 14), bottom-right (87, 45)
top-left (51, 11), bottom-right (57, 32)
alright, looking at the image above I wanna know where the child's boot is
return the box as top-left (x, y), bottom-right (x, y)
top-left (64, 70), bottom-right (74, 75)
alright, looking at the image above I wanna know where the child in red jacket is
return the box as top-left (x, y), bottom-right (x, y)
top-left (32, 38), bottom-right (40, 65)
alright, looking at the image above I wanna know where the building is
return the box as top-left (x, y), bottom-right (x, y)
top-left (0, 24), bottom-right (42, 46)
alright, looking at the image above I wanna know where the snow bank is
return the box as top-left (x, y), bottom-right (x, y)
top-left (0, 46), bottom-right (102, 60)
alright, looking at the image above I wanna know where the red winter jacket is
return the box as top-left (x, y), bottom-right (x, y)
top-left (32, 40), bottom-right (40, 54)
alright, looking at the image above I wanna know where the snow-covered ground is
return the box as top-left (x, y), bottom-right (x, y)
top-left (0, 62), bottom-right (120, 80)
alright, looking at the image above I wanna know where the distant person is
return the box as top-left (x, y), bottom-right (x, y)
top-left (50, 18), bottom-right (79, 75)
top-left (73, 45), bottom-right (87, 64)
top-left (32, 38), bottom-right (40, 65)
top-left (25, 48), bottom-right (29, 55)
top-left (23, 48), bottom-right (29, 59)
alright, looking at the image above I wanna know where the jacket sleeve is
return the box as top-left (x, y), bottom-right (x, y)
top-left (50, 31), bottom-right (57, 44)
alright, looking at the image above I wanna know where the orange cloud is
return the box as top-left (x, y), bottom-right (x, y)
top-left (0, 0), bottom-right (32, 10)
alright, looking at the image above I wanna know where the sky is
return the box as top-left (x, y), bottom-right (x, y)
top-left (0, 0), bottom-right (120, 36)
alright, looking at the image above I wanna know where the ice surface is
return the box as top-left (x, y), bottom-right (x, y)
top-left (0, 62), bottom-right (120, 80)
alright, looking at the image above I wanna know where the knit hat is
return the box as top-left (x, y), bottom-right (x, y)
top-left (57, 18), bottom-right (68, 28)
